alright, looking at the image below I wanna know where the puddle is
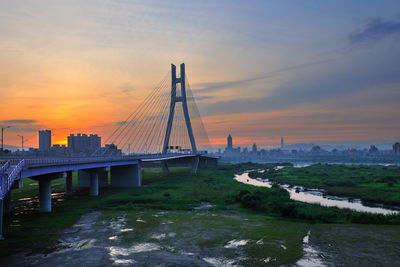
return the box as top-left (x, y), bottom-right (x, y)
top-left (295, 231), bottom-right (327, 267)
top-left (120, 228), bottom-right (133, 232)
top-left (151, 233), bottom-right (166, 240)
top-left (108, 243), bottom-right (161, 255)
top-left (224, 239), bottom-right (250, 248)
top-left (194, 202), bottom-right (216, 210)
top-left (203, 257), bottom-right (238, 266)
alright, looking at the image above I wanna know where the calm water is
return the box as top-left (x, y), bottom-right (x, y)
top-left (234, 172), bottom-right (399, 215)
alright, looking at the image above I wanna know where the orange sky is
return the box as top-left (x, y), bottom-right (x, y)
top-left (1, 1), bottom-right (400, 150)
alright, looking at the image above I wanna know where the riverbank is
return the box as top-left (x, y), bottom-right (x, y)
top-left (253, 164), bottom-right (400, 206)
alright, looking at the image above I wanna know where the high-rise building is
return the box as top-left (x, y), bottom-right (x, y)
top-left (67, 133), bottom-right (101, 155)
top-left (39, 130), bottom-right (51, 151)
top-left (281, 136), bottom-right (284, 149)
top-left (252, 143), bottom-right (257, 153)
top-left (393, 142), bottom-right (400, 155)
top-left (227, 134), bottom-right (233, 149)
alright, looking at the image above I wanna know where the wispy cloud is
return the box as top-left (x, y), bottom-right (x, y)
top-left (192, 58), bottom-right (338, 94)
top-left (116, 121), bottom-right (127, 125)
top-left (350, 17), bottom-right (400, 44)
top-left (189, 95), bottom-right (213, 101)
top-left (1, 119), bottom-right (37, 124)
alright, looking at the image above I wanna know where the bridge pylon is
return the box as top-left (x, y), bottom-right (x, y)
top-left (162, 63), bottom-right (197, 154)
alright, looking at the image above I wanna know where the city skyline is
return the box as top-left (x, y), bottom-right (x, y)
top-left (1, 1), bottom-right (400, 148)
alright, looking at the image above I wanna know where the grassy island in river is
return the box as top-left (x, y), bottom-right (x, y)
top-left (251, 164), bottom-right (400, 206)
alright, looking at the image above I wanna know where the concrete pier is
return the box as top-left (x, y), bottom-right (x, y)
top-left (110, 164), bottom-right (141, 187)
top-left (66, 171), bottom-right (73, 196)
top-left (78, 170), bottom-right (108, 188)
top-left (90, 172), bottom-right (99, 196)
top-left (191, 156), bottom-right (199, 174)
top-left (36, 172), bottom-right (66, 213)
top-left (3, 192), bottom-right (11, 214)
top-left (0, 199), bottom-right (3, 240)
top-left (161, 161), bottom-right (169, 174)
top-left (39, 178), bottom-right (52, 213)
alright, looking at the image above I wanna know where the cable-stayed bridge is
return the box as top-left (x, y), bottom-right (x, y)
top-left (98, 63), bottom-right (210, 156)
top-left (0, 63), bottom-right (218, 239)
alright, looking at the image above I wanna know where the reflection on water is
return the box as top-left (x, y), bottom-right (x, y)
top-left (234, 172), bottom-right (399, 215)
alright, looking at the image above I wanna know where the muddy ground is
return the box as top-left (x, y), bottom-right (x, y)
top-left (2, 207), bottom-right (400, 266)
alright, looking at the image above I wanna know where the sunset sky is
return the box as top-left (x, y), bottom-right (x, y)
top-left (1, 0), bottom-right (400, 149)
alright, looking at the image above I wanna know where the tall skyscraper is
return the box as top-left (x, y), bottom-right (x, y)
top-left (281, 136), bottom-right (284, 149)
top-left (227, 134), bottom-right (233, 149)
top-left (39, 130), bottom-right (51, 151)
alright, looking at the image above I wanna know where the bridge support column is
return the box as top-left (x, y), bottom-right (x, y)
top-left (39, 178), bottom-right (52, 213)
top-left (0, 199), bottom-right (3, 240)
top-left (90, 172), bottom-right (99, 196)
top-left (199, 157), bottom-right (218, 169)
top-left (3, 192), bottom-right (11, 214)
top-left (110, 164), bottom-right (141, 187)
top-left (161, 161), bottom-right (169, 174)
top-left (78, 170), bottom-right (108, 188)
top-left (66, 171), bottom-right (73, 196)
top-left (191, 156), bottom-right (199, 174)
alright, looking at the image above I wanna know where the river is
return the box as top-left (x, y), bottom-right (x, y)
top-left (234, 171), bottom-right (399, 215)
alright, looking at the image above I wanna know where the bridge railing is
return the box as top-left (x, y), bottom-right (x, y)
top-left (0, 159), bottom-right (24, 199)
top-left (0, 161), bottom-right (10, 174)
top-left (0, 161), bottom-right (11, 199)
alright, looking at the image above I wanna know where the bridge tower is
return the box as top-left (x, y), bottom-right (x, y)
top-left (162, 63), bottom-right (197, 154)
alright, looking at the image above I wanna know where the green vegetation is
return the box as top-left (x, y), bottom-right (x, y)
top-left (1, 162), bottom-right (400, 263)
top-left (253, 164), bottom-right (400, 206)
top-left (236, 187), bottom-right (400, 224)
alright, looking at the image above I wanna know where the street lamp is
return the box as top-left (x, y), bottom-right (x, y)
top-left (1, 126), bottom-right (11, 153)
top-left (17, 134), bottom-right (26, 152)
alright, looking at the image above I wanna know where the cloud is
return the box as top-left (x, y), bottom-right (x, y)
top-left (198, 49), bottom-right (400, 117)
top-left (188, 95), bottom-right (213, 101)
top-left (192, 58), bottom-right (338, 94)
top-left (119, 84), bottom-right (135, 94)
top-left (116, 121), bottom-right (127, 125)
top-left (1, 119), bottom-right (37, 124)
top-left (350, 17), bottom-right (400, 44)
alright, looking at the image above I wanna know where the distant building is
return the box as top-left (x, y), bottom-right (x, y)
top-left (224, 134), bottom-right (240, 154)
top-left (393, 142), bottom-right (400, 155)
top-left (39, 130), bottom-right (51, 151)
top-left (103, 143), bottom-right (122, 156)
top-left (227, 134), bottom-right (233, 150)
top-left (311, 145), bottom-right (323, 154)
top-left (252, 143), bottom-right (257, 153)
top-left (368, 145), bottom-right (379, 155)
top-left (51, 144), bottom-right (67, 155)
top-left (67, 133), bottom-right (101, 155)
top-left (281, 136), bottom-right (284, 149)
